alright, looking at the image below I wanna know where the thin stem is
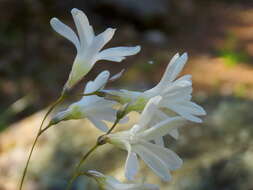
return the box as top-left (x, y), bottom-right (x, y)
top-left (106, 105), bottom-right (128, 135)
top-left (65, 144), bottom-right (99, 190)
top-left (106, 118), bottom-right (120, 135)
top-left (19, 95), bottom-right (64, 190)
top-left (39, 124), bottom-right (52, 135)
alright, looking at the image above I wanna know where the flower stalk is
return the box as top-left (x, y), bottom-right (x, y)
top-left (19, 95), bottom-right (65, 190)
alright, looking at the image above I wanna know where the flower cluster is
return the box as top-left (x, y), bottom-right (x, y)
top-left (20, 8), bottom-right (206, 190)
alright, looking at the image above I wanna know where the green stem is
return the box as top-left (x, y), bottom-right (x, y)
top-left (19, 95), bottom-right (64, 190)
top-left (65, 144), bottom-right (99, 190)
top-left (106, 118), bottom-right (120, 135)
top-left (106, 105), bottom-right (128, 135)
top-left (39, 124), bottom-right (52, 135)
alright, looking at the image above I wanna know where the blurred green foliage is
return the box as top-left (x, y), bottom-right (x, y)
top-left (218, 32), bottom-right (249, 67)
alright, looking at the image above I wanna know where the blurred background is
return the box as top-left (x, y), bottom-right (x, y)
top-left (1, 0), bottom-right (253, 189)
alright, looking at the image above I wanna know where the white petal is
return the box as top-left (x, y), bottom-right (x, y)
top-left (141, 117), bottom-right (185, 141)
top-left (134, 144), bottom-right (171, 181)
top-left (78, 82), bottom-right (100, 105)
top-left (98, 56), bottom-right (126, 62)
top-left (140, 141), bottom-right (183, 170)
top-left (50, 18), bottom-right (80, 50)
top-left (136, 96), bottom-right (162, 131)
top-left (90, 70), bottom-right (110, 92)
top-left (178, 101), bottom-right (206, 115)
top-left (175, 74), bottom-right (192, 83)
top-left (152, 110), bottom-right (181, 139)
top-left (163, 85), bottom-right (193, 100)
top-left (165, 53), bottom-right (188, 82)
top-left (88, 116), bottom-right (108, 132)
top-left (97, 46), bottom-right (141, 62)
top-left (146, 53), bottom-right (188, 94)
top-left (85, 28), bottom-right (116, 62)
top-left (167, 105), bottom-right (203, 123)
top-left (80, 70), bottom-right (111, 105)
top-left (125, 151), bottom-right (139, 181)
top-left (71, 8), bottom-right (94, 50)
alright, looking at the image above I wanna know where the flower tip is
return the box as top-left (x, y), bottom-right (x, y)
top-left (134, 45), bottom-right (141, 54)
top-left (50, 17), bottom-right (59, 25)
top-left (97, 70), bottom-right (111, 82)
top-left (182, 52), bottom-right (188, 60)
top-left (101, 70), bottom-right (110, 76)
top-left (71, 8), bottom-right (81, 15)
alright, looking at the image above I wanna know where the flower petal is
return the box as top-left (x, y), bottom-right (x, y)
top-left (71, 8), bottom-right (94, 50)
top-left (140, 141), bottom-right (183, 170)
top-left (50, 18), bottom-right (80, 50)
top-left (134, 144), bottom-right (171, 181)
top-left (164, 53), bottom-right (188, 82)
top-left (125, 151), bottom-right (139, 181)
top-left (166, 105), bottom-right (203, 123)
top-left (178, 101), bottom-right (206, 115)
top-left (145, 53), bottom-right (188, 95)
top-left (97, 46), bottom-right (141, 62)
top-left (89, 70), bottom-right (110, 93)
top-left (85, 28), bottom-right (116, 62)
top-left (141, 117), bottom-right (185, 141)
top-left (135, 96), bottom-right (162, 132)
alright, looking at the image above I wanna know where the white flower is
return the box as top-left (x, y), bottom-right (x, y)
top-left (87, 170), bottom-right (159, 190)
top-left (51, 71), bottom-right (124, 132)
top-left (105, 53), bottom-right (206, 125)
top-left (50, 8), bottom-right (141, 91)
top-left (106, 96), bottom-right (185, 181)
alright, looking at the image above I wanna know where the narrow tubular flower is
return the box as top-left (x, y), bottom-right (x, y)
top-left (104, 53), bottom-right (206, 138)
top-left (106, 96), bottom-right (185, 181)
top-left (50, 8), bottom-right (141, 91)
top-left (50, 71), bottom-right (125, 132)
top-left (87, 170), bottom-right (159, 190)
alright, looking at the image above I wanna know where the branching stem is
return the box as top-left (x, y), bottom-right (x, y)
top-left (65, 114), bottom-right (125, 190)
top-left (19, 95), bottom-right (65, 190)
